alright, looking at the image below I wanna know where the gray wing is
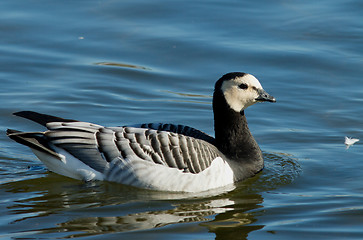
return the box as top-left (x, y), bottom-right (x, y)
top-left (45, 123), bottom-right (221, 174)
top-left (45, 122), bottom-right (109, 173)
top-left (102, 126), bottom-right (221, 174)
top-left (129, 123), bottom-right (215, 145)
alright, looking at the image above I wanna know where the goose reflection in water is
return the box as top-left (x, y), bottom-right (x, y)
top-left (57, 197), bottom-right (264, 239)
top-left (3, 152), bottom-right (299, 239)
top-left (4, 174), bottom-right (264, 239)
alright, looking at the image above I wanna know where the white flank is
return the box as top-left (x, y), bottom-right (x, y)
top-left (105, 156), bottom-right (235, 192)
top-left (31, 145), bottom-right (104, 181)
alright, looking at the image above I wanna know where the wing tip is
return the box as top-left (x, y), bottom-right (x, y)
top-left (6, 128), bottom-right (20, 136)
top-left (12, 111), bottom-right (78, 126)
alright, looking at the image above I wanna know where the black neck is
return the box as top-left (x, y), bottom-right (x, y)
top-left (213, 90), bottom-right (262, 162)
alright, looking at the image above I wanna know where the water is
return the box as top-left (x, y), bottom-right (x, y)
top-left (0, 0), bottom-right (362, 239)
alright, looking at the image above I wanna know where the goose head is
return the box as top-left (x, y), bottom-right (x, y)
top-left (214, 72), bottom-right (276, 113)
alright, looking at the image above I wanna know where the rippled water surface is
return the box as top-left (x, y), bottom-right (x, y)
top-left (0, 0), bottom-right (362, 239)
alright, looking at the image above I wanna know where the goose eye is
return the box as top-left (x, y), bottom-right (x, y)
top-left (238, 83), bottom-right (248, 89)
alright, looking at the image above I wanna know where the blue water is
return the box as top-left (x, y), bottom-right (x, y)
top-left (0, 0), bottom-right (362, 239)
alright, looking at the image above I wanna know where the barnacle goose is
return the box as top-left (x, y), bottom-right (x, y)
top-left (7, 72), bottom-right (275, 192)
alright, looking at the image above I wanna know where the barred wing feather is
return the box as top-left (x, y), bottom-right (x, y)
top-left (102, 127), bottom-right (220, 174)
top-left (45, 122), bottom-right (222, 176)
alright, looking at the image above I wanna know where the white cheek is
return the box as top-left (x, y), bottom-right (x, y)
top-left (223, 87), bottom-right (257, 112)
top-left (224, 88), bottom-right (243, 112)
top-left (221, 78), bottom-right (262, 112)
top-left (242, 91), bottom-right (258, 109)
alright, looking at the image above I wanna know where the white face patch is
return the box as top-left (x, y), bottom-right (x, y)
top-left (221, 74), bottom-right (264, 112)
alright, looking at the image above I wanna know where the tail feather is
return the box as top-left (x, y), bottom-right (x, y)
top-left (13, 111), bottom-right (78, 127)
top-left (6, 129), bottom-right (61, 160)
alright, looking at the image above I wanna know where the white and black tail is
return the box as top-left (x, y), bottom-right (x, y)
top-left (6, 111), bottom-right (105, 181)
top-left (7, 111), bottom-right (79, 160)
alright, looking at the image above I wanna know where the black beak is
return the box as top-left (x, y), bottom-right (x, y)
top-left (256, 89), bottom-right (276, 102)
